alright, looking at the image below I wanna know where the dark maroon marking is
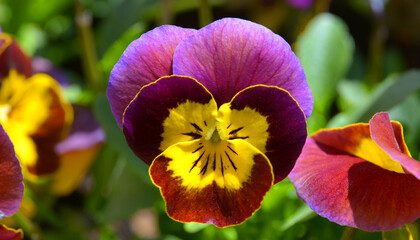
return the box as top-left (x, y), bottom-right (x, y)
top-left (220, 154), bottom-right (224, 176)
top-left (212, 152), bottom-right (217, 171)
top-left (229, 126), bottom-right (244, 135)
top-left (224, 151), bottom-right (237, 170)
top-left (229, 136), bottom-right (249, 140)
top-left (192, 145), bottom-right (204, 153)
top-left (190, 151), bottom-right (206, 173)
top-left (227, 123), bottom-right (232, 129)
top-left (227, 145), bottom-right (238, 155)
top-left (204, 121), bottom-right (207, 126)
top-left (199, 154), bottom-right (210, 175)
top-left (191, 123), bottom-right (203, 132)
top-left (182, 132), bottom-right (202, 139)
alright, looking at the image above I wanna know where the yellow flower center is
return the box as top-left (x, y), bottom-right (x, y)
top-left (157, 100), bottom-right (270, 190)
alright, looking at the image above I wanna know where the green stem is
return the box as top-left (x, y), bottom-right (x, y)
top-left (367, 0), bottom-right (386, 87)
top-left (199, 0), bottom-right (213, 28)
top-left (159, 0), bottom-right (173, 25)
top-left (340, 226), bottom-right (357, 240)
top-left (74, 0), bottom-right (103, 94)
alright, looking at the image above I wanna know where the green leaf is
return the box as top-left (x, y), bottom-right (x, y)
top-left (389, 94), bottom-right (420, 158)
top-left (382, 223), bottom-right (419, 240)
top-left (337, 79), bottom-right (370, 112)
top-left (296, 13), bottom-right (354, 116)
top-left (96, 158), bottom-right (159, 223)
top-left (354, 70), bottom-right (420, 122)
top-left (339, 227), bottom-right (357, 240)
top-left (280, 204), bottom-right (316, 231)
top-left (99, 22), bottom-right (146, 80)
top-left (93, 94), bottom-right (150, 182)
top-left (184, 223), bottom-right (210, 233)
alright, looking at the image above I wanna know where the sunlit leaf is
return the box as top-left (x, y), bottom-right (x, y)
top-left (280, 204), bottom-right (316, 231)
top-left (354, 70), bottom-right (420, 122)
top-left (382, 223), bottom-right (419, 240)
top-left (184, 223), bottom-right (209, 233)
top-left (296, 13), bottom-right (354, 117)
top-left (93, 94), bottom-right (150, 181)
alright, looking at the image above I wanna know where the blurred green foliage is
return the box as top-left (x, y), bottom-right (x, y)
top-left (1, 0), bottom-right (420, 239)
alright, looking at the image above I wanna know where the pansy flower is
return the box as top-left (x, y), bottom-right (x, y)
top-left (108, 18), bottom-right (312, 227)
top-left (289, 112), bottom-right (420, 231)
top-left (0, 123), bottom-right (24, 239)
top-left (31, 57), bottom-right (106, 195)
top-left (51, 105), bottom-right (105, 196)
top-left (0, 32), bottom-right (73, 178)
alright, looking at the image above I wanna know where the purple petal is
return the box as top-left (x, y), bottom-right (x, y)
top-left (370, 112), bottom-right (420, 179)
top-left (173, 18), bottom-right (313, 119)
top-left (0, 125), bottom-right (23, 217)
top-left (107, 26), bottom-right (196, 128)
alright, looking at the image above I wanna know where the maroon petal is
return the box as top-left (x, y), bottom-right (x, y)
top-left (122, 75), bottom-right (216, 164)
top-left (226, 85), bottom-right (307, 183)
top-left (107, 26), bottom-right (196, 128)
top-left (173, 18), bottom-right (313, 119)
top-left (0, 225), bottom-right (22, 240)
top-left (0, 125), bottom-right (23, 217)
top-left (150, 140), bottom-right (273, 227)
top-left (0, 33), bottom-right (32, 78)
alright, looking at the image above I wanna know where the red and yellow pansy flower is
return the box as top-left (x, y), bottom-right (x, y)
top-left (290, 112), bottom-right (420, 231)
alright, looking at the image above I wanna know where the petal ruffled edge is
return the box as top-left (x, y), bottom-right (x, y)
top-left (107, 25), bottom-right (196, 128)
top-left (173, 17), bottom-right (313, 119)
top-left (0, 224), bottom-right (23, 240)
top-left (149, 140), bottom-right (273, 227)
top-left (370, 112), bottom-right (420, 179)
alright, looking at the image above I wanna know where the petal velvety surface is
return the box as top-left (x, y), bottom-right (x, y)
top-left (150, 140), bottom-right (273, 227)
top-left (0, 225), bottom-right (23, 240)
top-left (173, 18), bottom-right (313, 119)
top-left (370, 112), bottom-right (420, 179)
top-left (0, 125), bottom-right (23, 218)
top-left (219, 85), bottom-right (307, 183)
top-left (108, 26), bottom-right (196, 128)
top-left (123, 76), bottom-right (216, 165)
top-left (290, 133), bottom-right (420, 231)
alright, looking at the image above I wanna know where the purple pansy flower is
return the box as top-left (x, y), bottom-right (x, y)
top-left (289, 112), bottom-right (420, 231)
top-left (108, 18), bottom-right (312, 227)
